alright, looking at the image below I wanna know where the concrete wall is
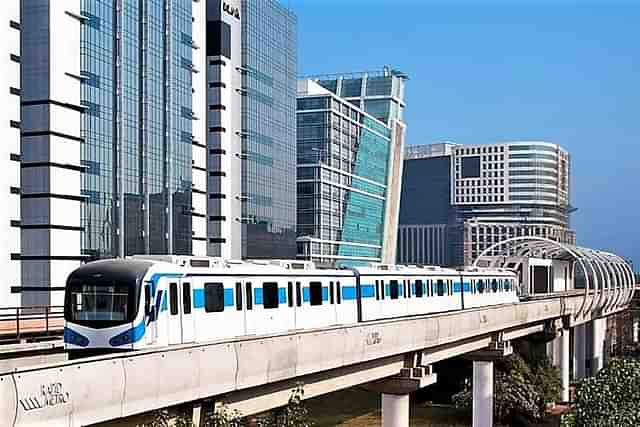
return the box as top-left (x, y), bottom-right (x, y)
top-left (0, 293), bottom-right (627, 427)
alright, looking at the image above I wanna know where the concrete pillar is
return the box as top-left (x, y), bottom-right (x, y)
top-left (560, 328), bottom-right (570, 402)
top-left (592, 318), bottom-right (605, 375)
top-left (192, 402), bottom-right (203, 427)
top-left (382, 393), bottom-right (410, 427)
top-left (573, 323), bottom-right (586, 380)
top-left (472, 360), bottom-right (494, 427)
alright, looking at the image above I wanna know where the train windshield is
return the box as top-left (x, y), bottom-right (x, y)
top-left (65, 279), bottom-right (138, 327)
top-left (68, 283), bottom-right (129, 321)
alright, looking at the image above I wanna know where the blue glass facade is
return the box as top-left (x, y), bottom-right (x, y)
top-left (296, 93), bottom-right (391, 267)
top-left (241, 0), bottom-right (297, 259)
top-left (80, 0), bottom-right (192, 259)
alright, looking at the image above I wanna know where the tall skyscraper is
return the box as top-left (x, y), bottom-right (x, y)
top-left (0, 2), bottom-right (21, 308)
top-left (398, 142), bottom-right (575, 267)
top-left (16, 0), bottom-right (296, 307)
top-left (296, 67), bottom-right (408, 267)
top-left (240, 0), bottom-right (297, 259)
top-left (199, 0), bottom-right (297, 260)
top-left (20, 0), bottom-right (196, 305)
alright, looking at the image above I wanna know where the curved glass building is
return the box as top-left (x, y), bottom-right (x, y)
top-left (398, 141), bottom-right (575, 267)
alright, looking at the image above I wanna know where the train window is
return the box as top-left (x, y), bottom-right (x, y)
top-left (246, 282), bottom-right (253, 310)
top-left (375, 280), bottom-right (380, 300)
top-left (450, 280), bottom-right (454, 295)
top-left (477, 280), bottom-right (485, 294)
top-left (504, 280), bottom-right (512, 291)
top-left (144, 284), bottom-right (151, 315)
top-left (415, 280), bottom-right (423, 298)
top-left (309, 282), bottom-right (323, 306)
top-left (492, 279), bottom-right (499, 293)
top-left (337, 281), bottom-right (342, 304)
top-left (296, 282), bottom-right (302, 307)
top-left (381, 281), bottom-right (385, 299)
top-left (390, 280), bottom-right (399, 300)
top-left (287, 282), bottom-right (294, 308)
top-left (330, 282), bottom-right (335, 304)
top-left (262, 282), bottom-right (279, 309)
top-left (436, 280), bottom-right (445, 296)
top-left (235, 282), bottom-right (243, 311)
top-left (169, 283), bottom-right (178, 315)
top-left (205, 283), bottom-right (225, 312)
top-left (183, 283), bottom-right (192, 314)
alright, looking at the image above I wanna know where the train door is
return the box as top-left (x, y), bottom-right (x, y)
top-left (180, 280), bottom-right (195, 343)
top-left (143, 283), bottom-right (155, 346)
top-left (166, 280), bottom-right (195, 345)
top-left (243, 280), bottom-right (257, 335)
top-left (168, 281), bottom-right (182, 345)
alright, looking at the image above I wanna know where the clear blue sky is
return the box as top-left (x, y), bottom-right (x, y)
top-left (293, 0), bottom-right (640, 270)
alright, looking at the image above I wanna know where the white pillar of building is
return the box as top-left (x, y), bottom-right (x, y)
top-left (591, 318), bottom-right (605, 375)
top-left (573, 323), bottom-right (586, 380)
top-left (382, 393), bottom-right (410, 427)
top-left (560, 328), bottom-right (570, 402)
top-left (472, 360), bottom-right (494, 427)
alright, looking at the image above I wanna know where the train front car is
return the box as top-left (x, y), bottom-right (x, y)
top-left (63, 259), bottom-right (158, 352)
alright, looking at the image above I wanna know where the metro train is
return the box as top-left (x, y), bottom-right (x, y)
top-left (63, 256), bottom-right (519, 351)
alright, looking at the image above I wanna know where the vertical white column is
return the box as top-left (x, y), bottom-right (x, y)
top-left (382, 393), bottom-right (410, 427)
top-left (560, 328), bottom-right (570, 402)
top-left (472, 360), bottom-right (493, 427)
top-left (591, 318), bottom-right (605, 375)
top-left (574, 323), bottom-right (586, 380)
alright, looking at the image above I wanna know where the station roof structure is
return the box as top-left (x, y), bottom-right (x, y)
top-left (472, 236), bottom-right (636, 319)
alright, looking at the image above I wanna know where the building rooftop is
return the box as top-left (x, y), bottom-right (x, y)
top-left (300, 65), bottom-right (409, 81)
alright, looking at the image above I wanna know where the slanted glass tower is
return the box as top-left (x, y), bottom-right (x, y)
top-left (296, 70), bottom-right (408, 267)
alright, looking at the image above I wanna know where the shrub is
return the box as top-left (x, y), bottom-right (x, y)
top-left (562, 358), bottom-right (640, 427)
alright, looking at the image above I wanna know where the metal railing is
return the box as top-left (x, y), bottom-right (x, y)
top-left (0, 305), bottom-right (64, 341)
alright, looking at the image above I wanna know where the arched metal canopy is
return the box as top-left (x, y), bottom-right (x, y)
top-left (472, 236), bottom-right (635, 319)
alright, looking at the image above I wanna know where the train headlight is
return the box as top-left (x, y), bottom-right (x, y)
top-left (64, 327), bottom-right (89, 347)
top-left (109, 330), bottom-right (133, 347)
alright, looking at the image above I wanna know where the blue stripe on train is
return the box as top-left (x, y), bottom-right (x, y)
top-left (360, 285), bottom-right (375, 298)
top-left (342, 286), bottom-right (358, 300)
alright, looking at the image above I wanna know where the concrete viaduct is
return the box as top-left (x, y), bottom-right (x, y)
top-left (0, 287), bottom-right (633, 427)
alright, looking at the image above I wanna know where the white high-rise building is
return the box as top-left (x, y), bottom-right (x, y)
top-left (0, 2), bottom-right (22, 308)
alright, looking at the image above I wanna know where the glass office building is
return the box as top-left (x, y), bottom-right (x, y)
top-left (240, 0), bottom-right (298, 259)
top-left (299, 68), bottom-right (408, 265)
top-left (296, 80), bottom-right (395, 267)
top-left (80, 0), bottom-right (193, 259)
top-left (398, 142), bottom-right (575, 267)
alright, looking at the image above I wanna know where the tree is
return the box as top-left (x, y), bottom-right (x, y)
top-left (452, 353), bottom-right (561, 424)
top-left (149, 383), bottom-right (312, 427)
top-left (561, 358), bottom-right (640, 427)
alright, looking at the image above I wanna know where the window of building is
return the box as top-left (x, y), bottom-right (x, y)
top-left (462, 156), bottom-right (481, 178)
top-left (205, 283), bottom-right (225, 312)
top-left (263, 282), bottom-right (279, 309)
